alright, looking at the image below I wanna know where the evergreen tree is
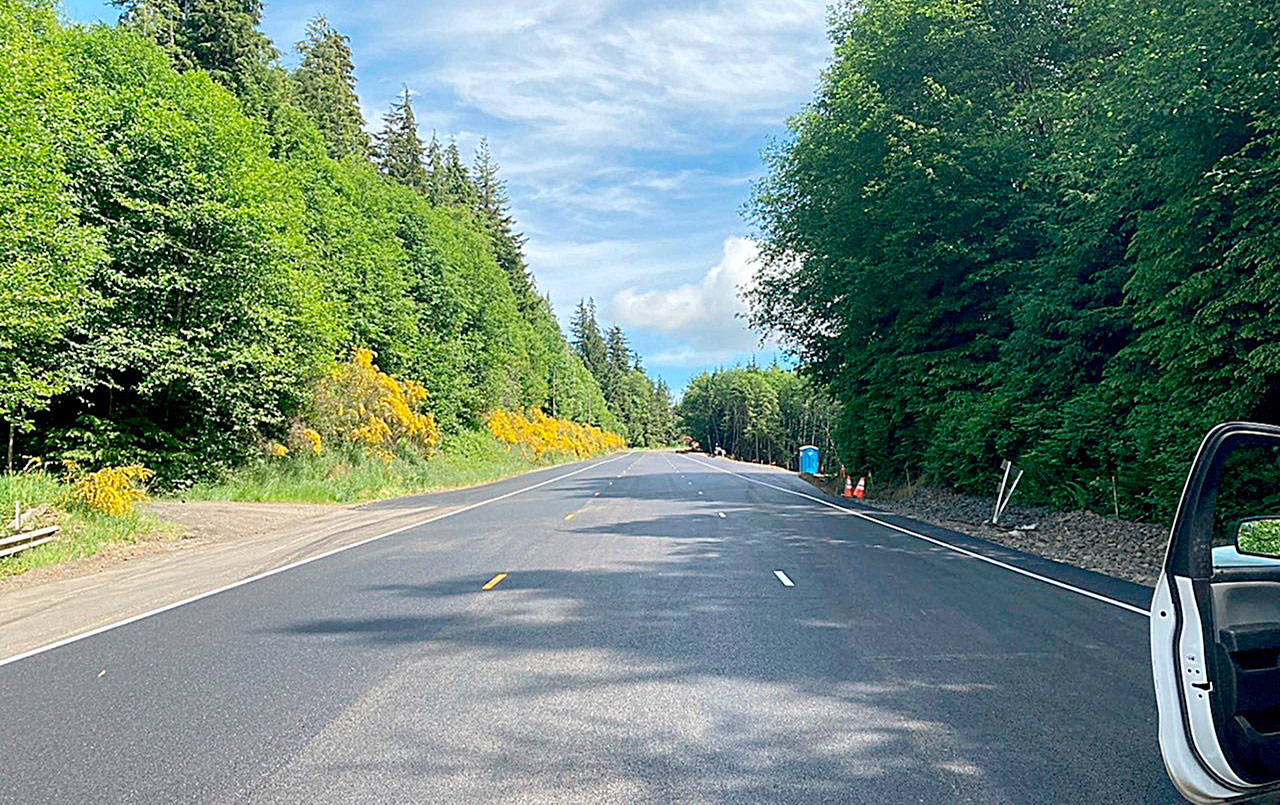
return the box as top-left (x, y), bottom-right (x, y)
top-left (606, 326), bottom-right (630, 376)
top-left (649, 380), bottom-right (676, 445)
top-left (571, 299), bottom-right (609, 386)
top-left (373, 86), bottom-right (428, 193)
top-left (116, 0), bottom-right (274, 99)
top-left (115, 0), bottom-right (180, 50)
top-left (441, 139), bottom-right (476, 206)
top-left (292, 16), bottom-right (368, 160)
top-left (473, 138), bottom-right (502, 214)
top-left (424, 132), bottom-right (446, 203)
top-left (471, 138), bottom-right (536, 304)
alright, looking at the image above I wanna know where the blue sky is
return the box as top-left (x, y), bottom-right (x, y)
top-left (61, 0), bottom-right (831, 393)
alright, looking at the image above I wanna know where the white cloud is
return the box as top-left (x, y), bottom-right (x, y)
top-left (608, 236), bottom-right (769, 353)
top-left (355, 0), bottom-right (828, 149)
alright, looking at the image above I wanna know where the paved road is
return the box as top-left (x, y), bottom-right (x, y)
top-left (0, 452), bottom-right (1178, 803)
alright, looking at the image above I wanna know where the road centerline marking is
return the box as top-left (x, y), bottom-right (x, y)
top-left (774, 570), bottom-right (795, 587)
top-left (684, 454), bottom-right (1149, 618)
top-left (482, 573), bottom-right (508, 591)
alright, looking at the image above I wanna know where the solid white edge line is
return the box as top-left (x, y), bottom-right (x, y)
top-left (774, 569), bottom-right (795, 587)
top-left (0, 453), bottom-right (630, 669)
top-left (684, 455), bottom-right (1150, 618)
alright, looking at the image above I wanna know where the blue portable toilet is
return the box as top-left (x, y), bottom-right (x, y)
top-left (799, 445), bottom-right (819, 475)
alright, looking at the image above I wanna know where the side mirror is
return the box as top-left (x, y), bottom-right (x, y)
top-left (1236, 517), bottom-right (1280, 560)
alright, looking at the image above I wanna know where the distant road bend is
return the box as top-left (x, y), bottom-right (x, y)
top-left (0, 452), bottom-right (1176, 803)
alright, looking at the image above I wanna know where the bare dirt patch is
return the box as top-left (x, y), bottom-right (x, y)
top-left (141, 500), bottom-right (345, 542)
top-left (0, 501), bottom-right (347, 596)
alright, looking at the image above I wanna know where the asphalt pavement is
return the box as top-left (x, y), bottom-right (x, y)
top-left (0, 451), bottom-right (1179, 803)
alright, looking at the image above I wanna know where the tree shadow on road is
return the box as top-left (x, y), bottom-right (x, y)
top-left (267, 502), bottom-right (1173, 804)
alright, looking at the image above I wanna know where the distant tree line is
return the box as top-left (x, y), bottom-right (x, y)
top-left (2, 0), bottom-right (642, 481)
top-left (569, 301), bottom-right (677, 447)
top-left (748, 0), bottom-right (1280, 520)
top-left (677, 366), bottom-right (840, 472)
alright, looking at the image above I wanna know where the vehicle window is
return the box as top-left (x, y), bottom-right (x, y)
top-left (1212, 443), bottom-right (1280, 566)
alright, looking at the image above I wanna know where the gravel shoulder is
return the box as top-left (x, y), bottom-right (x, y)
top-left (807, 477), bottom-right (1166, 585)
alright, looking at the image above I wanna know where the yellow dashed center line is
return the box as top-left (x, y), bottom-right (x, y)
top-left (482, 573), bottom-right (508, 591)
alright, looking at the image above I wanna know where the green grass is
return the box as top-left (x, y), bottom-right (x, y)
top-left (181, 428), bottom-right (607, 504)
top-left (0, 430), bottom-right (614, 577)
top-left (0, 471), bottom-right (174, 577)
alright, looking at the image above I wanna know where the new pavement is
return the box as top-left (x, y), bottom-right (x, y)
top-left (0, 452), bottom-right (1179, 803)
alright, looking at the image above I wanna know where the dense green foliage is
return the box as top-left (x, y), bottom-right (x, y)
top-left (749, 0), bottom-right (1280, 520)
top-left (678, 366), bottom-right (840, 472)
top-left (116, 0), bottom-right (275, 101)
top-left (570, 300), bottom-right (676, 447)
top-left (2, 0), bottom-right (637, 483)
top-left (0, 0), bottom-right (103, 454)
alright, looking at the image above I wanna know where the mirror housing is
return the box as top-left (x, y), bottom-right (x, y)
top-left (1235, 516), bottom-right (1280, 559)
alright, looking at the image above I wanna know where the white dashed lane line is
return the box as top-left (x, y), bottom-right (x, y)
top-left (774, 570), bottom-right (795, 588)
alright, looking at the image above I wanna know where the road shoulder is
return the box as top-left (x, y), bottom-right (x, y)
top-left (0, 501), bottom-right (446, 660)
top-left (697, 455), bottom-right (1155, 614)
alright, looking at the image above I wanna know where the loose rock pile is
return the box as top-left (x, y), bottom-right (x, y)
top-left (868, 485), bottom-right (1166, 585)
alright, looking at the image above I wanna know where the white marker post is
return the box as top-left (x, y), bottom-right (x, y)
top-left (991, 459), bottom-right (1024, 526)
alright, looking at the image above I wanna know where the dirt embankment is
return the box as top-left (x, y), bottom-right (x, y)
top-left (807, 476), bottom-right (1165, 585)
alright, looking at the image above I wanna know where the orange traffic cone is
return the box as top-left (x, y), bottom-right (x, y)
top-left (853, 476), bottom-right (866, 499)
top-left (842, 476), bottom-right (854, 498)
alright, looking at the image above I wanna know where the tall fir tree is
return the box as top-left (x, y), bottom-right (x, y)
top-left (473, 138), bottom-right (502, 215)
top-left (116, 0), bottom-right (274, 99)
top-left (571, 299), bottom-right (610, 388)
top-left (115, 0), bottom-right (180, 50)
top-left (441, 139), bottom-right (476, 206)
top-left (292, 16), bottom-right (368, 160)
top-left (471, 138), bottom-right (536, 304)
top-left (424, 132), bottom-right (446, 204)
top-left (606, 326), bottom-right (630, 375)
top-left (373, 86), bottom-right (428, 193)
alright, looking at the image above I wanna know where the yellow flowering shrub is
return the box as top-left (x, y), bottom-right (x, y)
top-left (487, 408), bottom-right (626, 459)
top-left (310, 348), bottom-right (441, 458)
top-left (302, 427), bottom-right (323, 455)
top-left (265, 442), bottom-right (289, 458)
top-left (69, 464), bottom-right (155, 515)
top-left (285, 423), bottom-right (324, 456)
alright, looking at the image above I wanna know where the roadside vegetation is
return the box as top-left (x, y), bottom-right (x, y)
top-left (677, 365), bottom-right (840, 472)
top-left (0, 467), bottom-right (174, 577)
top-left (748, 0), bottom-right (1280, 521)
top-left (0, 0), bottom-right (672, 572)
top-left (183, 428), bottom-right (609, 504)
